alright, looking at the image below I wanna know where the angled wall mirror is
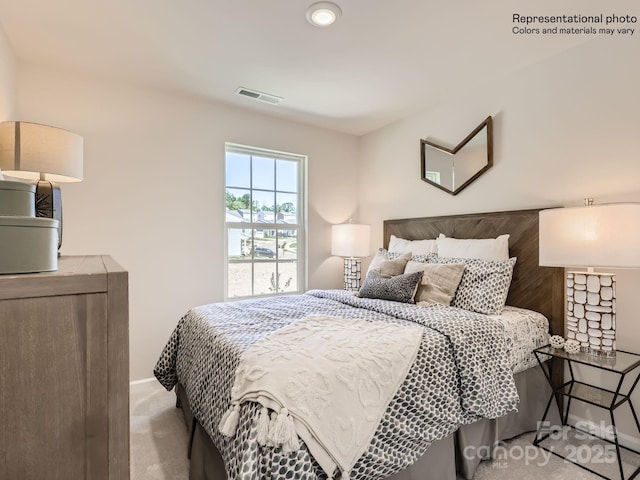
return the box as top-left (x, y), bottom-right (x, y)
top-left (420, 116), bottom-right (493, 195)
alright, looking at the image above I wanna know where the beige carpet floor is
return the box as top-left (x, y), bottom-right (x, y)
top-left (131, 380), bottom-right (189, 480)
top-left (131, 380), bottom-right (631, 480)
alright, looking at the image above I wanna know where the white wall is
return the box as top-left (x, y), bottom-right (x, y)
top-left (16, 64), bottom-right (359, 381)
top-left (0, 26), bottom-right (16, 121)
top-left (359, 37), bottom-right (640, 445)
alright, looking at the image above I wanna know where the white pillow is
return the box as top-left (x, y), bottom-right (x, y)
top-left (436, 233), bottom-right (510, 261)
top-left (388, 235), bottom-right (437, 256)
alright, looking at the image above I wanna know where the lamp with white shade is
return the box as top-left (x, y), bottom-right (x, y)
top-left (0, 121), bottom-right (83, 249)
top-left (539, 202), bottom-right (640, 356)
top-left (331, 222), bottom-right (371, 291)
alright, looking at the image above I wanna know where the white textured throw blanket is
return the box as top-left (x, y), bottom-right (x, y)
top-left (219, 315), bottom-right (423, 479)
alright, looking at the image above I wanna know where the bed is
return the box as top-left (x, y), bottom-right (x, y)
top-left (154, 208), bottom-right (565, 480)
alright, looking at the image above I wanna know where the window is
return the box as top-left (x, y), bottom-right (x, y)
top-left (225, 143), bottom-right (306, 299)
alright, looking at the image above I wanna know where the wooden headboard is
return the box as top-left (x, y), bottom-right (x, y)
top-left (383, 208), bottom-right (564, 336)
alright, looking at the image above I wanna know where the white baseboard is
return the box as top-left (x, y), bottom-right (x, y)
top-left (130, 377), bottom-right (156, 386)
top-left (567, 413), bottom-right (640, 451)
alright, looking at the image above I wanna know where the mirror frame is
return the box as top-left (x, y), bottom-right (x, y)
top-left (420, 116), bottom-right (493, 196)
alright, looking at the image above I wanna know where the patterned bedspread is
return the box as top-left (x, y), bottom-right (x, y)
top-left (154, 289), bottom-right (520, 480)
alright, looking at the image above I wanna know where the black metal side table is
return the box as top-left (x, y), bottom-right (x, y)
top-left (533, 345), bottom-right (640, 480)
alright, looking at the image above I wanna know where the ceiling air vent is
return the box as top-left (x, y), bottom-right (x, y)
top-left (235, 87), bottom-right (283, 105)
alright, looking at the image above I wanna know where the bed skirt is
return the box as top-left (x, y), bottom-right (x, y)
top-left (175, 363), bottom-right (558, 480)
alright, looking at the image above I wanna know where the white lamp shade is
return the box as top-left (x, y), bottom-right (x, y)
top-left (539, 204), bottom-right (640, 268)
top-left (0, 121), bottom-right (83, 182)
top-left (331, 223), bottom-right (371, 258)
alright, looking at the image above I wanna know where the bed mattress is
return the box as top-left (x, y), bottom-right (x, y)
top-left (154, 289), bottom-right (550, 480)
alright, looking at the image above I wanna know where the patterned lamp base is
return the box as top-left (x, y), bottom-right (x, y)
top-left (343, 257), bottom-right (362, 291)
top-left (565, 271), bottom-right (616, 357)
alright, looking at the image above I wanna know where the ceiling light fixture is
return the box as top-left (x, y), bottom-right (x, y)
top-left (306, 1), bottom-right (342, 27)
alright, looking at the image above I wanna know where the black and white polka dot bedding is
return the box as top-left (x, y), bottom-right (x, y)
top-left (154, 289), bottom-right (533, 480)
top-left (490, 306), bottom-right (550, 373)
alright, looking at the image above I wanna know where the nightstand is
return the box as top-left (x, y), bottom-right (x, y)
top-left (533, 345), bottom-right (640, 480)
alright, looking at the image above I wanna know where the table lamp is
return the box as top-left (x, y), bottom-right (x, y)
top-left (0, 121), bottom-right (83, 249)
top-left (331, 221), bottom-right (371, 291)
top-left (539, 202), bottom-right (640, 356)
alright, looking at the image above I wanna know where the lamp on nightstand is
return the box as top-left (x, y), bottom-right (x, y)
top-left (332, 221), bottom-right (371, 291)
top-left (539, 201), bottom-right (640, 357)
top-left (0, 121), bottom-right (84, 249)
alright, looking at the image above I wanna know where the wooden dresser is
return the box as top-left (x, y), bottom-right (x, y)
top-left (0, 255), bottom-right (129, 479)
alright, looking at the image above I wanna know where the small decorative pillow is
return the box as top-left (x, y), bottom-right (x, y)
top-left (367, 250), bottom-right (412, 276)
top-left (404, 261), bottom-right (465, 306)
top-left (436, 233), bottom-right (510, 262)
top-left (357, 270), bottom-right (423, 303)
top-left (428, 255), bottom-right (517, 314)
top-left (389, 235), bottom-right (437, 256)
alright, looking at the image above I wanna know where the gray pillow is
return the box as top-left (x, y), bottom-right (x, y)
top-left (428, 255), bottom-right (516, 314)
top-left (404, 261), bottom-right (465, 306)
top-left (368, 251), bottom-right (412, 276)
top-left (357, 270), bottom-right (423, 303)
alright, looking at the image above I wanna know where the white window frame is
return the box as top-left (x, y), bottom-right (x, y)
top-left (224, 143), bottom-right (307, 300)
